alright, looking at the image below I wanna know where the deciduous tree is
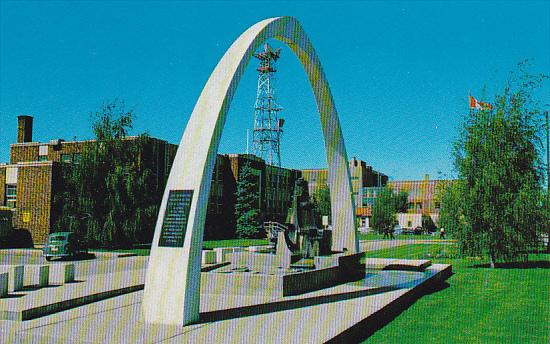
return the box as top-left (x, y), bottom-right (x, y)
top-left (371, 186), bottom-right (408, 233)
top-left (53, 100), bottom-right (162, 247)
top-left (311, 185), bottom-right (331, 227)
top-left (443, 64), bottom-right (547, 267)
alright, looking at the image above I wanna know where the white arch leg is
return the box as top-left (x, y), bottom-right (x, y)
top-left (142, 16), bottom-right (357, 326)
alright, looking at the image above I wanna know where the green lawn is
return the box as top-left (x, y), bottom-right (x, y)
top-left (363, 244), bottom-right (549, 343)
top-left (202, 238), bottom-right (268, 249)
top-left (358, 232), bottom-right (441, 241)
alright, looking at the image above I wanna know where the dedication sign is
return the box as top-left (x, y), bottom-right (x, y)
top-left (159, 190), bottom-right (193, 247)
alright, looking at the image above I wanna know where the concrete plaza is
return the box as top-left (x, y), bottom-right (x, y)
top-left (0, 242), bottom-right (452, 343)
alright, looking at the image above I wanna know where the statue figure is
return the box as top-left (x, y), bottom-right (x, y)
top-left (281, 178), bottom-right (330, 258)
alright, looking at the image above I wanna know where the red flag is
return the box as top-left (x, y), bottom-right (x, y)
top-left (469, 95), bottom-right (493, 110)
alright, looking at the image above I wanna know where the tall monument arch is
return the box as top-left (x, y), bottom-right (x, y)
top-left (142, 16), bottom-right (358, 326)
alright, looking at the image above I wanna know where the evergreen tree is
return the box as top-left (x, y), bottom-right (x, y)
top-left (234, 162), bottom-right (261, 238)
top-left (443, 65), bottom-right (547, 267)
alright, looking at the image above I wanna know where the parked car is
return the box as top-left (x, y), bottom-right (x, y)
top-left (392, 225), bottom-right (403, 235)
top-left (42, 232), bottom-right (87, 261)
top-left (357, 226), bottom-right (373, 233)
top-left (414, 226), bottom-right (424, 235)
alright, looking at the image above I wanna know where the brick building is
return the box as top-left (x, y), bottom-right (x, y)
top-left (389, 176), bottom-right (455, 225)
top-left (363, 176), bottom-right (456, 228)
top-left (301, 157), bottom-right (388, 226)
top-left (0, 116), bottom-right (177, 244)
top-left (1, 116), bottom-right (301, 244)
top-left (205, 153), bottom-right (301, 239)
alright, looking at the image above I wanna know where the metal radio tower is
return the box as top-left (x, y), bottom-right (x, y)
top-left (252, 43), bottom-right (284, 167)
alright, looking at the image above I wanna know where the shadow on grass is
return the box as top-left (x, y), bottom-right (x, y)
top-left (327, 275), bottom-right (453, 343)
top-left (422, 280), bottom-right (451, 295)
top-left (470, 261), bottom-right (550, 269)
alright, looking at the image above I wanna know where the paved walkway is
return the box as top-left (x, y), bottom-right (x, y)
top-left (359, 239), bottom-right (455, 252)
top-left (3, 263), bottom-right (452, 343)
top-left (0, 240), bottom-right (455, 342)
top-left (0, 250), bottom-right (147, 279)
top-left (0, 263), bottom-right (146, 321)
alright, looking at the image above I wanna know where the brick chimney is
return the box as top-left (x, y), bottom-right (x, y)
top-left (17, 115), bottom-right (33, 143)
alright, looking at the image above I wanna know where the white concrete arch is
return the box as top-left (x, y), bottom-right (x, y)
top-left (142, 16), bottom-right (357, 325)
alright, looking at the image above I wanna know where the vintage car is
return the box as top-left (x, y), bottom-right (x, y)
top-left (42, 232), bottom-right (87, 261)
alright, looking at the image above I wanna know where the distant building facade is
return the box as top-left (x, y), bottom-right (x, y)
top-left (301, 157), bottom-right (388, 226)
top-left (205, 153), bottom-right (301, 239)
top-left (1, 116), bottom-right (177, 244)
top-left (389, 176), bottom-right (455, 227)
top-left (1, 116), bottom-right (300, 244)
top-left (364, 176), bottom-right (456, 229)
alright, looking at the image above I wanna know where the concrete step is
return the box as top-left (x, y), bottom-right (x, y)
top-left (364, 258), bottom-right (432, 272)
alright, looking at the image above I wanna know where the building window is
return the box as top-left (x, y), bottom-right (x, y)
top-left (73, 153), bottom-right (82, 164)
top-left (5, 184), bottom-right (16, 208)
top-left (38, 155), bottom-right (48, 162)
top-left (61, 154), bottom-right (72, 163)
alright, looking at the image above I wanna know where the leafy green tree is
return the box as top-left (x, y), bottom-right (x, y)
top-left (445, 65), bottom-right (547, 267)
top-left (53, 100), bottom-right (163, 247)
top-left (371, 186), bottom-right (407, 233)
top-left (421, 214), bottom-right (437, 232)
top-left (394, 191), bottom-right (409, 213)
top-left (438, 181), bottom-right (466, 237)
top-left (311, 185), bottom-right (331, 226)
top-left (234, 162), bottom-right (261, 238)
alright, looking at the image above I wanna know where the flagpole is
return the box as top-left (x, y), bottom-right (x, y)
top-left (546, 110), bottom-right (549, 193)
top-left (545, 110), bottom-right (549, 253)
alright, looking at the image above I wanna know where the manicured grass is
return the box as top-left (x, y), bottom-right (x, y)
top-left (362, 244), bottom-right (550, 343)
top-left (358, 232), bottom-right (441, 241)
top-left (202, 238), bottom-right (268, 249)
top-left (362, 243), bottom-right (460, 259)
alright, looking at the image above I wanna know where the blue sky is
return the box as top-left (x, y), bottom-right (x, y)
top-left (1, 1), bottom-right (549, 180)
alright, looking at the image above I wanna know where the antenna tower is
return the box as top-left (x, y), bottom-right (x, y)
top-left (252, 43), bottom-right (284, 167)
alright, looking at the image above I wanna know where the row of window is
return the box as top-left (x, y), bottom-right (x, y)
top-left (37, 153), bottom-right (82, 163)
top-left (360, 197), bottom-right (441, 210)
top-left (4, 184), bottom-right (16, 208)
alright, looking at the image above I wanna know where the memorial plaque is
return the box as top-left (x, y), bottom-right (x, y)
top-left (159, 190), bottom-right (193, 247)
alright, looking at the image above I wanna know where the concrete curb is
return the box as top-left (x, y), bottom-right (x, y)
top-left (2, 284), bottom-right (145, 321)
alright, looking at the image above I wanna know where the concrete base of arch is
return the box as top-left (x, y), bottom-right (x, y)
top-left (142, 16), bottom-right (358, 326)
